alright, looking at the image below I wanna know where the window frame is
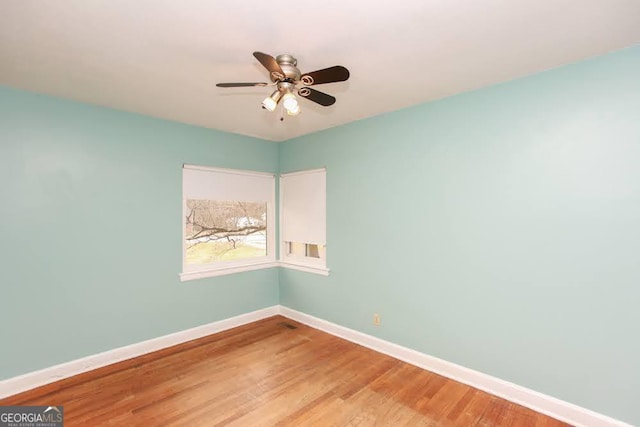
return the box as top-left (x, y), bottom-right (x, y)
top-left (279, 168), bottom-right (329, 276)
top-left (180, 164), bottom-right (277, 282)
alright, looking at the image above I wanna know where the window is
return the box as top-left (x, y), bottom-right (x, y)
top-left (280, 168), bottom-right (328, 275)
top-left (181, 165), bottom-right (276, 281)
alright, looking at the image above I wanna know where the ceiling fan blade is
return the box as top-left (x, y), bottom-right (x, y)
top-left (298, 87), bottom-right (336, 107)
top-left (253, 52), bottom-right (286, 81)
top-left (216, 82), bottom-right (268, 87)
top-left (301, 66), bottom-right (350, 86)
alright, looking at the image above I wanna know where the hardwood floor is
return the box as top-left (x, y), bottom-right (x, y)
top-left (1, 316), bottom-right (569, 426)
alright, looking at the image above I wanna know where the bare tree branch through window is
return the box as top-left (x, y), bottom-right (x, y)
top-left (185, 200), bottom-right (267, 264)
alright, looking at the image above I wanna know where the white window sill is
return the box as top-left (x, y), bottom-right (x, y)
top-left (180, 261), bottom-right (280, 282)
top-left (278, 261), bottom-right (330, 276)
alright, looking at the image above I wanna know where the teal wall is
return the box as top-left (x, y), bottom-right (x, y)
top-left (0, 87), bottom-right (279, 380)
top-left (279, 47), bottom-right (640, 424)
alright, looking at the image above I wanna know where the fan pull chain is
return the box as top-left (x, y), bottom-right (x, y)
top-left (279, 100), bottom-right (285, 122)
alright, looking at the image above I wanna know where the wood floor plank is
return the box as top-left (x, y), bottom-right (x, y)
top-left (0, 316), bottom-right (570, 426)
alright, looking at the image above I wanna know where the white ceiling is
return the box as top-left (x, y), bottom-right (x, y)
top-left (1, 1), bottom-right (639, 141)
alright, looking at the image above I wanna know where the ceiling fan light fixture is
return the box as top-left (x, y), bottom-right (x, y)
top-left (282, 92), bottom-right (299, 114)
top-left (262, 90), bottom-right (282, 112)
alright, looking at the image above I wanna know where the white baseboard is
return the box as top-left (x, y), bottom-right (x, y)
top-left (0, 305), bottom-right (279, 400)
top-left (1, 304), bottom-right (630, 427)
top-left (278, 306), bottom-right (630, 427)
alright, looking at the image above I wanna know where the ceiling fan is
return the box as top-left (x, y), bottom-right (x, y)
top-left (216, 52), bottom-right (350, 116)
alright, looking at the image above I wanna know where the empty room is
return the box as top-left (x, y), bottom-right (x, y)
top-left (1, 1), bottom-right (639, 426)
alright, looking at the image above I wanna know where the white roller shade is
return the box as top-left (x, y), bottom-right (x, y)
top-left (183, 165), bottom-right (274, 202)
top-left (280, 168), bottom-right (326, 245)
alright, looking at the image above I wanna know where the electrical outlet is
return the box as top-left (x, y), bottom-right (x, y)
top-left (373, 313), bottom-right (381, 326)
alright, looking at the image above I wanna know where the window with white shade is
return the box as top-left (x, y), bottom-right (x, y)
top-left (181, 165), bottom-right (276, 281)
top-left (280, 168), bottom-right (328, 275)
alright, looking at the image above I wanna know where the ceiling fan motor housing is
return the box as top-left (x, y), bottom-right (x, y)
top-left (277, 81), bottom-right (296, 93)
top-left (274, 54), bottom-right (301, 82)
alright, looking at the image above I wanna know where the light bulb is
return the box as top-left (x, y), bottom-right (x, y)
top-left (262, 90), bottom-right (282, 112)
top-left (282, 92), bottom-right (298, 112)
top-left (262, 97), bottom-right (277, 112)
top-left (286, 103), bottom-right (300, 116)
